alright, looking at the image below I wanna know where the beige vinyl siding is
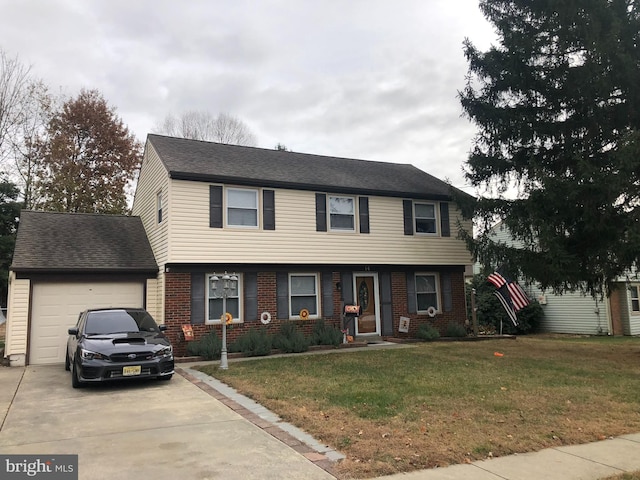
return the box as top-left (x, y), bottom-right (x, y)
top-left (146, 277), bottom-right (162, 323)
top-left (6, 274), bottom-right (30, 356)
top-left (531, 285), bottom-right (610, 335)
top-left (168, 181), bottom-right (472, 265)
top-left (132, 143), bottom-right (169, 267)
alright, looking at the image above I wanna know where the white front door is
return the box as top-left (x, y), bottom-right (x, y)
top-left (353, 273), bottom-right (380, 336)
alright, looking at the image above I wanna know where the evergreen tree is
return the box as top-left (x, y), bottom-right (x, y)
top-left (0, 178), bottom-right (20, 306)
top-left (458, 0), bottom-right (640, 297)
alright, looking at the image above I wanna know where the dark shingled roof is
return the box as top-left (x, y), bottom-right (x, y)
top-left (11, 211), bottom-right (158, 273)
top-left (148, 134), bottom-right (462, 200)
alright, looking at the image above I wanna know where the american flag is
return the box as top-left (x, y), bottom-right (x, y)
top-left (487, 271), bottom-right (530, 326)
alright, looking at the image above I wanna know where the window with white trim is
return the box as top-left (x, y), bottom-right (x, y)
top-left (157, 191), bottom-right (163, 224)
top-left (329, 195), bottom-right (355, 231)
top-left (206, 273), bottom-right (243, 323)
top-left (414, 202), bottom-right (437, 234)
top-left (630, 285), bottom-right (639, 313)
top-left (289, 273), bottom-right (319, 318)
top-left (226, 188), bottom-right (258, 227)
top-left (416, 273), bottom-right (439, 313)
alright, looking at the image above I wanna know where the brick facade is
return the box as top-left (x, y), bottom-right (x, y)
top-left (164, 268), bottom-right (468, 356)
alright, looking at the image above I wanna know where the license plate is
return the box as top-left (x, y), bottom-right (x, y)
top-left (123, 366), bottom-right (141, 376)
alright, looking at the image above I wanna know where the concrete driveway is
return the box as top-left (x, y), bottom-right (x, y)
top-left (0, 365), bottom-right (335, 480)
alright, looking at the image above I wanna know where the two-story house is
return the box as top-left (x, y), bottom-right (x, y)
top-left (132, 135), bottom-right (473, 354)
top-left (2, 134), bottom-right (474, 366)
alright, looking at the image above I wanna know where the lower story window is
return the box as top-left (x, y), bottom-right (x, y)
top-left (289, 273), bottom-right (319, 319)
top-left (206, 273), bottom-right (242, 323)
top-left (416, 273), bottom-right (439, 313)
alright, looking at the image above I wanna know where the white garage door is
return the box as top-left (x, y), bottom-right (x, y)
top-left (29, 282), bottom-right (144, 365)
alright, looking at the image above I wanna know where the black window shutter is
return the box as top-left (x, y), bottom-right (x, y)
top-left (341, 272), bottom-right (353, 304)
top-left (191, 273), bottom-right (205, 324)
top-left (403, 200), bottom-right (413, 235)
top-left (263, 190), bottom-right (275, 230)
top-left (209, 185), bottom-right (223, 228)
top-left (406, 272), bottom-right (417, 313)
top-left (359, 197), bottom-right (370, 234)
top-left (322, 271), bottom-right (334, 317)
top-left (244, 272), bottom-right (258, 322)
top-left (315, 193), bottom-right (327, 232)
top-left (276, 272), bottom-right (289, 319)
top-left (440, 202), bottom-right (450, 237)
top-left (442, 272), bottom-right (453, 312)
top-left (380, 272), bottom-right (393, 336)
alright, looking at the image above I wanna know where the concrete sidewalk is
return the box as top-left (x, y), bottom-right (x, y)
top-left (376, 434), bottom-right (640, 479)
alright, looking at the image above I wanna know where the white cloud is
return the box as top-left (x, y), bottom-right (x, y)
top-left (0, 0), bottom-right (496, 192)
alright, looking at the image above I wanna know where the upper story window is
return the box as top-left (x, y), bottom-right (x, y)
top-left (157, 191), bottom-right (163, 224)
top-left (329, 195), bottom-right (355, 231)
top-left (414, 202), bottom-right (437, 234)
top-left (227, 188), bottom-right (258, 227)
top-left (630, 285), bottom-right (639, 313)
top-left (206, 273), bottom-right (243, 324)
top-left (289, 273), bottom-right (319, 319)
top-left (415, 273), bottom-right (439, 313)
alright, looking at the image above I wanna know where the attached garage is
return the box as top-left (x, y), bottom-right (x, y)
top-left (29, 281), bottom-right (145, 365)
top-left (5, 211), bottom-right (158, 367)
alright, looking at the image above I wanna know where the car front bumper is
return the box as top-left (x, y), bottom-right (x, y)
top-left (78, 357), bottom-right (174, 382)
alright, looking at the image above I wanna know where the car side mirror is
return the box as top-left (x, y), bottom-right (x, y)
top-left (68, 327), bottom-right (79, 336)
top-left (159, 325), bottom-right (168, 332)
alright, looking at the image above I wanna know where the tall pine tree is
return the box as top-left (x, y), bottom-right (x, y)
top-left (458, 0), bottom-right (640, 297)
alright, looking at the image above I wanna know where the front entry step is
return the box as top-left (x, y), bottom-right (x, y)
top-left (356, 335), bottom-right (384, 344)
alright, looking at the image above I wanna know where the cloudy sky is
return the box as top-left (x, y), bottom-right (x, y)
top-left (1, 0), bottom-right (496, 193)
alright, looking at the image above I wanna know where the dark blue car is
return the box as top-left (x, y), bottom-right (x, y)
top-left (66, 308), bottom-right (174, 388)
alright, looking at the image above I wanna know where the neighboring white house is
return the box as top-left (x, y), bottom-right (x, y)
top-left (478, 222), bottom-right (640, 336)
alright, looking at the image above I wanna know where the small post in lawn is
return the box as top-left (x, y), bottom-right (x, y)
top-left (471, 288), bottom-right (479, 336)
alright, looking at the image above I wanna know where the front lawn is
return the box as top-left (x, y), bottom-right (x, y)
top-left (196, 336), bottom-right (640, 478)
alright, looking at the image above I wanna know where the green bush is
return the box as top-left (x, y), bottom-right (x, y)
top-left (466, 274), bottom-right (543, 335)
top-left (310, 319), bottom-right (343, 347)
top-left (445, 323), bottom-right (468, 338)
top-left (417, 323), bottom-right (440, 341)
top-left (273, 322), bottom-right (309, 353)
top-left (230, 327), bottom-right (272, 357)
top-left (186, 330), bottom-right (221, 360)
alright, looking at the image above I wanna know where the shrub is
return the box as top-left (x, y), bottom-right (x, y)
top-left (230, 327), bottom-right (272, 357)
top-left (310, 319), bottom-right (343, 347)
top-left (417, 323), bottom-right (440, 341)
top-left (273, 322), bottom-right (309, 353)
top-left (466, 274), bottom-right (543, 335)
top-left (186, 330), bottom-right (221, 360)
top-left (445, 323), bottom-right (468, 338)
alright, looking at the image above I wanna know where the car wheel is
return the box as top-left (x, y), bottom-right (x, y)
top-left (64, 352), bottom-right (70, 371)
top-left (159, 374), bottom-right (173, 381)
top-left (71, 362), bottom-right (84, 389)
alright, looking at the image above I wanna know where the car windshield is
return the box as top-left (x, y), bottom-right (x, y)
top-left (85, 310), bottom-right (160, 335)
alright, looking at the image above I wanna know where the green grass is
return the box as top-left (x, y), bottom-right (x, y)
top-left (196, 336), bottom-right (640, 478)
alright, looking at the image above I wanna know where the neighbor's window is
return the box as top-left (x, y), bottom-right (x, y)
top-left (416, 273), bottom-right (439, 313)
top-left (414, 202), bottom-right (437, 234)
top-left (226, 188), bottom-right (258, 227)
top-left (157, 191), bottom-right (163, 223)
top-left (329, 196), bottom-right (355, 231)
top-left (289, 273), bottom-right (319, 319)
top-left (206, 274), bottom-right (243, 323)
top-left (630, 285), bottom-right (639, 313)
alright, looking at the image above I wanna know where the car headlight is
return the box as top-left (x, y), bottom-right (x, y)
top-left (154, 346), bottom-right (173, 358)
top-left (80, 348), bottom-right (108, 361)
